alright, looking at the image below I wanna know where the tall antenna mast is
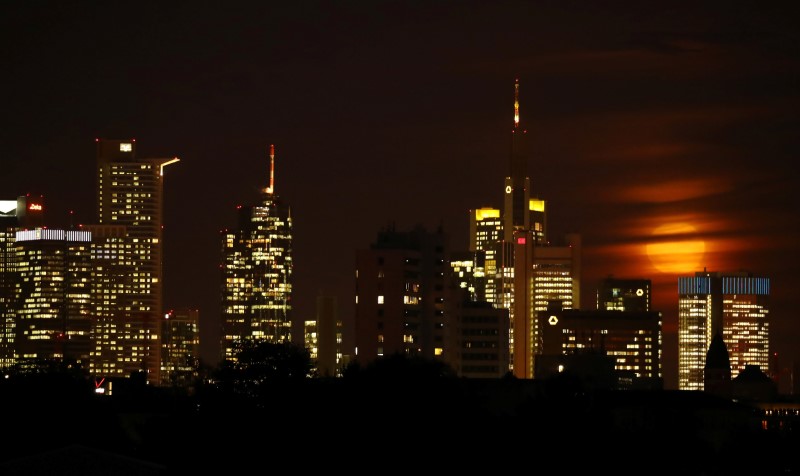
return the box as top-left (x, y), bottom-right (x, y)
top-left (266, 144), bottom-right (275, 194)
top-left (514, 77), bottom-right (520, 129)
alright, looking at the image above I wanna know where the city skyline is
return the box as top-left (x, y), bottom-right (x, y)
top-left (2, 2), bottom-right (798, 389)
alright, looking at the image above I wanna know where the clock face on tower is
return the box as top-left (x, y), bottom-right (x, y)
top-left (505, 185), bottom-right (512, 194)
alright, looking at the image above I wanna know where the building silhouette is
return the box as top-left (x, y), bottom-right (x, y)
top-left (678, 269), bottom-right (770, 390)
top-left (161, 308), bottom-right (200, 388)
top-left (220, 144), bottom-right (293, 362)
top-left (87, 139), bottom-right (179, 386)
top-left (446, 298), bottom-right (510, 378)
top-left (354, 224), bottom-right (448, 364)
top-left (305, 294), bottom-right (345, 377)
top-left (536, 302), bottom-right (663, 389)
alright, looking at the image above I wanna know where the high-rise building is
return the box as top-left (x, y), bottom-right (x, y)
top-left (161, 308), bottom-right (200, 388)
top-left (511, 230), bottom-right (581, 378)
top-left (468, 207), bottom-right (501, 303)
top-left (221, 144), bottom-right (293, 362)
top-left (354, 225), bottom-right (447, 364)
top-left (11, 228), bottom-right (93, 367)
top-left (1, 195), bottom-right (61, 368)
top-left (597, 277), bottom-right (651, 312)
top-left (678, 270), bottom-right (770, 391)
top-left (89, 138), bottom-right (179, 385)
top-left (465, 79), bottom-right (580, 378)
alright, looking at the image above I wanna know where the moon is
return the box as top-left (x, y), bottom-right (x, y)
top-left (646, 222), bottom-right (706, 274)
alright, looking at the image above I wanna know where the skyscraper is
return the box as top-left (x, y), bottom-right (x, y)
top-left (221, 144), bottom-right (293, 362)
top-left (1, 196), bottom-right (46, 368)
top-left (11, 228), bottom-right (93, 367)
top-left (474, 79), bottom-right (580, 378)
top-left (678, 270), bottom-right (770, 390)
top-left (89, 138), bottom-right (179, 385)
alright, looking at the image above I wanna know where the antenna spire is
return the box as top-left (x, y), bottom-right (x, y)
top-left (266, 144), bottom-right (275, 194)
top-left (514, 77), bottom-right (520, 129)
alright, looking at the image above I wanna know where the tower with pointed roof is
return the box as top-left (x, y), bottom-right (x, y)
top-left (465, 79), bottom-right (581, 378)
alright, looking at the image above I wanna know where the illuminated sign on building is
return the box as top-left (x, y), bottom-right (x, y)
top-left (28, 203), bottom-right (42, 211)
top-left (120, 143), bottom-right (133, 152)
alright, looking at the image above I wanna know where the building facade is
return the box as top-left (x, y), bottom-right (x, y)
top-left (446, 299), bottom-right (510, 378)
top-left (536, 305), bottom-right (663, 389)
top-left (354, 225), bottom-right (448, 364)
top-left (304, 294), bottom-right (344, 377)
top-left (90, 138), bottom-right (179, 385)
top-left (221, 144), bottom-right (293, 362)
top-left (11, 228), bottom-right (93, 367)
top-left (161, 308), bottom-right (200, 387)
top-left (678, 270), bottom-right (770, 391)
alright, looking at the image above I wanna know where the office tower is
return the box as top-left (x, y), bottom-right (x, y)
top-left (510, 230), bottom-right (581, 379)
top-left (305, 294), bottom-right (343, 377)
top-left (597, 277), bottom-right (651, 312)
top-left (90, 138), bottom-right (179, 386)
top-left (536, 304), bottom-right (663, 389)
top-left (354, 224), bottom-right (447, 364)
top-left (11, 228), bottom-right (93, 367)
top-left (1, 195), bottom-right (52, 368)
top-left (221, 144), bottom-right (293, 362)
top-left (678, 270), bottom-right (770, 391)
top-left (468, 207), bottom-right (501, 304)
top-left (465, 79), bottom-right (581, 378)
top-left (161, 308), bottom-right (200, 387)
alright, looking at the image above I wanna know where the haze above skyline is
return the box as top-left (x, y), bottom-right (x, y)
top-left (2, 1), bottom-right (798, 389)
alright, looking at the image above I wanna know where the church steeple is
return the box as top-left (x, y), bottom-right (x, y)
top-left (704, 331), bottom-right (731, 397)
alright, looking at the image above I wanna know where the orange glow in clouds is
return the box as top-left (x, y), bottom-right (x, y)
top-left (646, 223), bottom-right (706, 274)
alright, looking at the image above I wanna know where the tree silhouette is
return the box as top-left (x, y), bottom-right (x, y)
top-left (209, 340), bottom-right (316, 404)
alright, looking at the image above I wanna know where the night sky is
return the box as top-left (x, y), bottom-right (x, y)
top-left (2, 1), bottom-right (798, 390)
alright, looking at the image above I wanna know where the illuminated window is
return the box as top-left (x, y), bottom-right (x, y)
top-left (378, 295), bottom-right (384, 304)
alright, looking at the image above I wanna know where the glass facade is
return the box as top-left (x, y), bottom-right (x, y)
top-left (220, 146), bottom-right (293, 362)
top-left (678, 271), bottom-right (770, 390)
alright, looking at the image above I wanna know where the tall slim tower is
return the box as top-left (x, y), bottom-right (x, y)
top-left (678, 270), bottom-right (770, 390)
top-left (90, 138), bottom-right (179, 385)
top-left (488, 79), bottom-right (580, 378)
top-left (221, 144), bottom-right (293, 362)
top-left (504, 77), bottom-right (530, 241)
